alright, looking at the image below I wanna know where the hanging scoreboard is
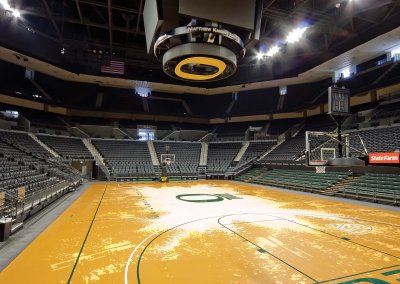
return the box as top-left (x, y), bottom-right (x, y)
top-left (328, 86), bottom-right (350, 116)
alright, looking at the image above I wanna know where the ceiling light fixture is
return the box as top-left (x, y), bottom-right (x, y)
top-left (12, 9), bottom-right (20, 17)
top-left (266, 45), bottom-right (280, 57)
top-left (286, 27), bottom-right (308, 44)
top-left (0, 0), bottom-right (21, 18)
top-left (0, 0), bottom-right (10, 10)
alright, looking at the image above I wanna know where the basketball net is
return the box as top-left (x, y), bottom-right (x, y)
top-left (315, 166), bottom-right (326, 174)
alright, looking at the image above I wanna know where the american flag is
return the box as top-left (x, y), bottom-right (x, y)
top-left (101, 60), bottom-right (125, 75)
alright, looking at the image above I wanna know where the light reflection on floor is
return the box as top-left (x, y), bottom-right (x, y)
top-left (0, 181), bottom-right (399, 284)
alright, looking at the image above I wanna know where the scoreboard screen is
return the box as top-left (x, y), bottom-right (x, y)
top-left (328, 86), bottom-right (350, 116)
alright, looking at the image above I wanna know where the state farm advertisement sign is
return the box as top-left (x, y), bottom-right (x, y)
top-left (369, 152), bottom-right (399, 164)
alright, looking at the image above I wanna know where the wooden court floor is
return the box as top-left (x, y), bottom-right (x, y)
top-left (0, 181), bottom-right (400, 284)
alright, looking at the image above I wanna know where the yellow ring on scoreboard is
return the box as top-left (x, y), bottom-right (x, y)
top-left (174, 57), bottom-right (227, 81)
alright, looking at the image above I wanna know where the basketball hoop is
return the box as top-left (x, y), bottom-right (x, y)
top-left (164, 158), bottom-right (172, 166)
top-left (161, 154), bottom-right (175, 166)
top-left (315, 166), bottom-right (326, 174)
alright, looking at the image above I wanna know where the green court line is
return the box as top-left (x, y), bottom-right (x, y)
top-left (217, 212), bottom-right (400, 283)
top-left (275, 215), bottom-right (400, 260)
top-left (67, 184), bottom-right (108, 284)
top-left (382, 269), bottom-right (400, 276)
top-left (217, 215), bottom-right (318, 282)
top-left (314, 265), bottom-right (400, 283)
top-left (135, 213), bottom-right (286, 283)
top-left (134, 211), bottom-right (400, 284)
top-left (135, 215), bottom-right (225, 284)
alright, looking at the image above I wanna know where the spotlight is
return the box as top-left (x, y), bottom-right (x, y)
top-left (0, 0), bottom-right (21, 18)
top-left (286, 27), bottom-right (308, 44)
top-left (256, 52), bottom-right (264, 60)
top-left (12, 9), bottom-right (20, 18)
top-left (135, 81), bottom-right (151, 98)
top-left (0, 0), bottom-right (11, 10)
top-left (60, 48), bottom-right (65, 55)
top-left (266, 45), bottom-right (279, 57)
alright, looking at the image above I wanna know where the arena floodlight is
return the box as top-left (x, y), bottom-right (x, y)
top-left (12, 9), bottom-right (20, 18)
top-left (0, 0), bottom-right (10, 10)
top-left (0, 0), bottom-right (21, 18)
top-left (135, 81), bottom-right (151, 98)
top-left (286, 26), bottom-right (308, 44)
top-left (256, 52), bottom-right (264, 60)
top-left (266, 45), bottom-right (279, 57)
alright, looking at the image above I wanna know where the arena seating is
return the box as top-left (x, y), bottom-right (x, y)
top-left (284, 80), bottom-right (332, 111)
top-left (237, 141), bottom-right (276, 167)
top-left (0, 131), bottom-right (51, 158)
top-left (248, 170), bottom-right (349, 192)
top-left (297, 115), bottom-right (337, 137)
top-left (0, 135), bottom-right (80, 210)
top-left (92, 139), bottom-right (155, 178)
top-left (154, 141), bottom-right (201, 176)
top-left (260, 138), bottom-right (304, 162)
top-left (268, 118), bottom-right (302, 135)
top-left (213, 122), bottom-right (265, 141)
top-left (261, 115), bottom-right (337, 162)
top-left (236, 166), bottom-right (400, 205)
top-left (235, 167), bottom-right (266, 182)
top-left (38, 135), bottom-right (92, 160)
top-left (207, 142), bottom-right (242, 173)
top-left (371, 101), bottom-right (400, 121)
top-left (236, 168), bottom-right (350, 193)
top-left (338, 173), bottom-right (400, 204)
top-left (229, 89), bottom-right (279, 116)
top-left (347, 125), bottom-right (400, 156)
top-left (21, 109), bottom-right (68, 132)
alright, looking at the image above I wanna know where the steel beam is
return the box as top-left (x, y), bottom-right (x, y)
top-left (40, 0), bottom-right (63, 41)
top-left (74, 0), bottom-right (91, 38)
top-left (108, 0), bottom-right (113, 54)
top-left (23, 11), bottom-right (145, 35)
top-left (135, 0), bottom-right (144, 36)
top-left (78, 0), bottom-right (140, 14)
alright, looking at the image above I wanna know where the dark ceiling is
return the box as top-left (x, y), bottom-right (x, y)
top-left (1, 0), bottom-right (400, 87)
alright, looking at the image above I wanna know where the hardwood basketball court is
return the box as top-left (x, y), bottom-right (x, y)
top-left (0, 181), bottom-right (399, 284)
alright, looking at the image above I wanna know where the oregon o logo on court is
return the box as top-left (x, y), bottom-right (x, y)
top-left (176, 193), bottom-right (241, 203)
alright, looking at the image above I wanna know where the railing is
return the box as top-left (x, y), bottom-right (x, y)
top-left (23, 179), bottom-right (74, 214)
top-left (232, 159), bottom-right (255, 176)
top-left (2, 190), bottom-right (24, 224)
top-left (1, 173), bottom-right (81, 223)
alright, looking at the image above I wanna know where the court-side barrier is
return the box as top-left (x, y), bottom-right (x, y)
top-left (236, 168), bottom-right (400, 206)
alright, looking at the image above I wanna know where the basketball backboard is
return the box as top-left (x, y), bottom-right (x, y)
top-left (161, 154), bottom-right (175, 166)
top-left (305, 131), bottom-right (350, 166)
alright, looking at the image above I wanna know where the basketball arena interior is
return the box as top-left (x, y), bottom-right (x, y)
top-left (0, 0), bottom-right (400, 283)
